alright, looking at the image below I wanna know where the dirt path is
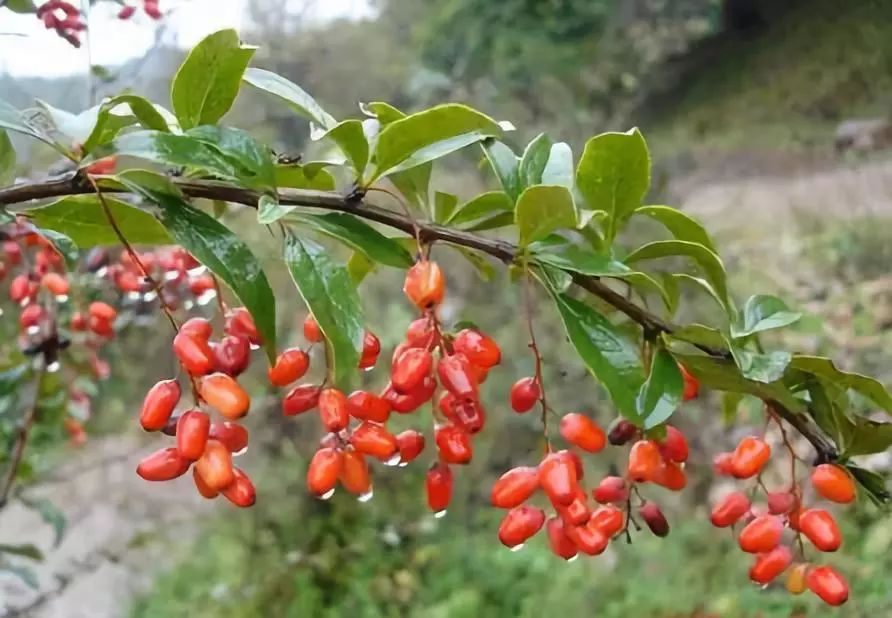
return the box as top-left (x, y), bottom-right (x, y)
top-left (0, 436), bottom-right (208, 618)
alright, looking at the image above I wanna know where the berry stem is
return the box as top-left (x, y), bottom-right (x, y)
top-left (522, 269), bottom-right (550, 453)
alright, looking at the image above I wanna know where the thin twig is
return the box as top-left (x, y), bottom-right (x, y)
top-left (522, 269), bottom-right (550, 453)
top-left (0, 365), bottom-right (46, 508)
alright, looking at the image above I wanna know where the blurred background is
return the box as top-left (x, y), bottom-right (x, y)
top-left (2, 0), bottom-right (892, 616)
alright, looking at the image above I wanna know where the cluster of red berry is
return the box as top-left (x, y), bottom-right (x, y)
top-left (116, 1), bottom-right (162, 21)
top-left (36, 1), bottom-right (85, 47)
top-left (135, 309), bottom-right (258, 507)
top-left (710, 433), bottom-right (852, 606)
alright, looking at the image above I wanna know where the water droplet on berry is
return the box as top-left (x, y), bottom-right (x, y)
top-left (164, 270), bottom-right (179, 282)
top-left (197, 290), bottom-right (216, 306)
top-left (509, 543), bottom-right (525, 552)
top-left (434, 509), bottom-right (447, 519)
top-left (46, 361), bottom-right (60, 373)
top-left (358, 489), bottom-right (374, 503)
top-left (249, 343), bottom-right (260, 351)
top-left (55, 294), bottom-right (68, 303)
top-left (184, 300), bottom-right (195, 310)
top-left (233, 446), bottom-right (248, 457)
top-left (127, 291), bottom-right (141, 301)
top-left (26, 325), bottom-right (39, 335)
top-left (95, 266), bottom-right (109, 278)
top-left (398, 461), bottom-right (409, 468)
top-left (319, 488), bottom-right (336, 500)
top-left (385, 453), bottom-right (402, 467)
top-left (567, 554), bottom-right (579, 563)
top-left (142, 291), bottom-right (158, 302)
top-left (188, 265), bottom-right (207, 277)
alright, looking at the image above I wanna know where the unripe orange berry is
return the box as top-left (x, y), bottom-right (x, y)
top-left (749, 545), bottom-right (792, 585)
top-left (453, 328), bottom-right (501, 368)
top-left (307, 447), bottom-right (343, 498)
top-left (435, 424), bottom-right (473, 464)
top-left (391, 347), bottom-right (433, 393)
top-left (538, 450), bottom-right (578, 506)
top-left (593, 476), bottom-right (629, 504)
top-left (639, 502), bottom-right (669, 537)
top-left (193, 466), bottom-right (218, 499)
top-left (302, 314), bottom-right (323, 343)
top-left (710, 491), bottom-right (750, 528)
top-left (738, 514), bottom-right (783, 553)
top-left (199, 373), bottom-right (250, 419)
top-left (785, 563), bottom-right (808, 595)
top-left (346, 390), bottom-right (390, 423)
top-left (491, 466), bottom-right (539, 509)
top-left (730, 436), bottom-right (770, 479)
top-left (195, 439), bottom-right (235, 491)
top-left (137, 447), bottom-right (191, 481)
top-left (627, 440), bottom-right (661, 482)
top-left (799, 509), bottom-right (842, 552)
top-left (498, 505), bottom-right (545, 548)
top-left (41, 272), bottom-right (69, 296)
top-left (318, 388), bottom-right (349, 433)
top-left (339, 450), bottom-right (372, 496)
top-left (221, 467), bottom-right (256, 507)
top-left (811, 464), bottom-right (856, 504)
top-left (403, 259), bottom-right (445, 309)
top-left (139, 379), bottom-right (181, 431)
top-left (176, 409), bottom-right (210, 461)
top-left (396, 429), bottom-right (425, 464)
top-left (282, 384), bottom-right (320, 416)
top-left (510, 377), bottom-right (540, 413)
top-left (268, 348), bottom-right (309, 386)
top-left (426, 462), bottom-right (452, 513)
top-left (546, 516), bottom-right (578, 560)
top-left (806, 566), bottom-right (848, 606)
top-left (559, 413), bottom-right (606, 453)
top-left (350, 421), bottom-right (398, 461)
top-left (209, 421), bottom-right (248, 453)
top-left (173, 332), bottom-right (215, 376)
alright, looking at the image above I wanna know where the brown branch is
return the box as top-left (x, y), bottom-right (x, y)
top-left (0, 365), bottom-right (46, 509)
top-left (0, 174), bottom-right (837, 461)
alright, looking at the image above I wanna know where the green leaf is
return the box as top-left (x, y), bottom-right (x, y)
top-left (5, 0), bottom-right (37, 13)
top-left (28, 195), bottom-right (171, 247)
top-left (805, 380), bottom-right (853, 453)
top-left (449, 246), bottom-right (496, 282)
top-left (671, 353), bottom-right (805, 413)
top-left (637, 347), bottom-right (683, 429)
top-left (731, 294), bottom-right (802, 338)
top-left (635, 205), bottom-right (717, 253)
top-left (846, 465), bottom-right (890, 505)
top-left (171, 29), bottom-right (256, 130)
top-left (35, 99), bottom-right (100, 145)
top-left (482, 140), bottom-right (521, 201)
top-left (362, 101), bottom-right (405, 124)
top-left (275, 164), bottom-right (335, 191)
top-left (0, 207), bottom-right (13, 225)
top-left (722, 391), bottom-right (745, 424)
top-left (123, 174), bottom-right (277, 361)
top-left (576, 128), bottom-right (650, 242)
top-left (447, 191), bottom-right (513, 226)
top-left (243, 68), bottom-right (337, 130)
top-left (0, 543), bottom-right (43, 561)
top-left (463, 211), bottom-right (515, 232)
top-left (518, 133), bottom-right (552, 189)
top-left (257, 194), bottom-right (290, 224)
top-left (88, 131), bottom-right (242, 180)
top-left (845, 418), bottom-right (892, 457)
top-left (541, 142), bottom-right (574, 189)
top-left (515, 185), bottom-right (577, 247)
top-left (0, 129), bottom-right (14, 185)
top-left (541, 284), bottom-right (644, 420)
top-left (729, 346), bottom-right (792, 383)
top-left (373, 104), bottom-right (502, 178)
top-left (22, 498), bottom-right (66, 547)
top-left (347, 251), bottom-right (376, 285)
top-left (35, 228), bottom-right (79, 270)
top-left (0, 364), bottom-right (30, 398)
top-left (624, 240), bottom-right (732, 315)
top-left (789, 356), bottom-right (892, 413)
top-left (187, 125), bottom-right (276, 191)
top-left (389, 163), bottom-right (432, 210)
top-left (284, 235), bottom-right (364, 388)
top-left (667, 324), bottom-right (728, 352)
top-left (294, 213), bottom-right (413, 268)
top-left (671, 273), bottom-right (729, 316)
top-left (82, 95), bottom-right (170, 153)
top-left (315, 120), bottom-right (368, 178)
top-left (433, 191), bottom-right (459, 224)
top-left (0, 98), bottom-right (59, 152)
top-left (2, 565), bottom-right (39, 590)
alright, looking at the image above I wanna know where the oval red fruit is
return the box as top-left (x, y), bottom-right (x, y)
top-left (268, 348), bottom-right (309, 386)
top-left (403, 260), bottom-right (445, 309)
top-left (806, 565), bottom-right (848, 606)
top-left (538, 451), bottom-right (578, 506)
top-left (350, 421), bottom-right (398, 461)
top-left (176, 409), bottom-right (210, 460)
top-left (453, 329), bottom-right (501, 368)
top-left (659, 426), bottom-right (689, 463)
top-left (213, 335), bottom-right (251, 377)
top-left (510, 377), bottom-right (540, 413)
top-left (302, 314), bottom-right (323, 343)
top-left (546, 516), bottom-right (578, 560)
top-left (346, 390), bottom-right (390, 423)
top-left (283, 384), bottom-right (320, 416)
top-left (627, 440), bottom-right (661, 483)
top-left (498, 505), bottom-right (545, 548)
top-left (199, 373), bottom-right (250, 419)
top-left (391, 347), bottom-right (433, 393)
top-left (136, 447), bottom-right (191, 481)
top-left (426, 462), bottom-right (452, 513)
top-left (491, 466), bottom-right (539, 509)
top-left (731, 436), bottom-right (770, 479)
top-left (339, 450), bottom-right (372, 496)
top-left (307, 447), bottom-right (343, 498)
top-left (396, 430), bottom-right (425, 464)
top-left (318, 388), bottom-right (349, 433)
top-left (749, 545), bottom-right (792, 585)
top-left (437, 354), bottom-right (478, 399)
top-left (639, 502), bottom-right (670, 537)
top-left (195, 440), bottom-right (235, 491)
top-left (799, 509), bottom-right (842, 552)
top-left (209, 422), bottom-right (248, 453)
top-left (710, 491), bottom-right (750, 528)
top-left (559, 413), bottom-right (606, 453)
top-left (593, 476), bottom-right (629, 504)
top-left (811, 464), bottom-right (856, 504)
top-left (435, 424), bottom-right (473, 464)
top-left (173, 332), bottom-right (215, 376)
top-left (139, 379), bottom-right (181, 432)
top-left (738, 514), bottom-right (784, 553)
top-left (221, 467), bottom-right (256, 507)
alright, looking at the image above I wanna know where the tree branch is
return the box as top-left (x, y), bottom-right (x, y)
top-left (0, 174), bottom-right (838, 461)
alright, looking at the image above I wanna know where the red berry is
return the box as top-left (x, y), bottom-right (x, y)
top-left (639, 502), bottom-right (669, 537)
top-left (350, 421), bottom-right (398, 461)
top-left (267, 348), bottom-right (309, 386)
top-left (176, 409), bottom-right (210, 461)
top-left (593, 476), bottom-right (629, 504)
top-left (659, 426), bottom-right (689, 462)
top-left (652, 460), bottom-right (687, 491)
top-left (318, 388), bottom-right (349, 433)
top-left (307, 447), bottom-right (343, 498)
top-left (41, 272), bottom-right (69, 296)
top-left (426, 462), bottom-right (452, 513)
top-left (730, 436), bottom-right (770, 479)
top-left (491, 466), bottom-right (539, 509)
top-left (712, 452), bottom-right (735, 476)
top-left (589, 504), bottom-right (624, 538)
top-left (564, 520), bottom-right (608, 555)
top-left (136, 447), bottom-right (191, 481)
top-left (509, 377), bottom-right (540, 413)
top-left (139, 379), bottom-right (181, 431)
top-left (767, 491), bottom-right (796, 515)
top-left (89, 301), bottom-right (117, 322)
top-left (221, 467), bottom-right (256, 507)
top-left (453, 328), bottom-right (501, 368)
top-left (302, 314), bottom-right (323, 342)
top-left (738, 514), bottom-right (784, 553)
top-left (627, 440), bottom-right (661, 483)
top-left (173, 332), bottom-right (215, 376)
top-left (437, 353), bottom-right (478, 399)
top-left (358, 331), bottom-right (380, 369)
top-left (806, 565), bottom-right (848, 606)
top-left (180, 317), bottom-right (212, 340)
top-left (19, 304), bottom-right (44, 331)
top-left (213, 335), bottom-right (251, 377)
top-left (224, 307), bottom-right (260, 346)
top-left (607, 419), bottom-right (637, 445)
top-left (679, 363), bottom-right (698, 400)
top-left (396, 430), bottom-right (425, 464)
top-left (199, 373), bottom-right (250, 419)
top-left (283, 384), bottom-right (320, 416)
top-left (498, 505), bottom-right (545, 548)
top-left (339, 450), bottom-right (372, 496)
top-left (405, 317), bottom-right (434, 347)
top-left (435, 424), bottom-right (473, 464)
top-left (710, 491), bottom-right (751, 528)
top-left (555, 488), bottom-right (591, 526)
top-left (403, 260), bottom-right (445, 309)
top-left (193, 467), bottom-right (218, 499)
top-left (799, 509), bottom-right (842, 552)
top-left (195, 439), bottom-right (235, 491)
top-left (208, 422), bottom-right (248, 453)
top-left (346, 390), bottom-right (390, 423)
top-left (749, 545), bottom-right (792, 585)
top-left (391, 347), bottom-right (433, 393)
top-left (811, 464), bottom-right (856, 504)
top-left (118, 5), bottom-right (136, 19)
top-left (538, 450), bottom-right (578, 506)
top-left (545, 516), bottom-right (578, 560)
top-left (559, 413), bottom-right (606, 453)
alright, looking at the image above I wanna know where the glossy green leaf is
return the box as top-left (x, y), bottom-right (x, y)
top-left (284, 235), bottom-right (364, 388)
top-left (373, 104), bottom-right (502, 178)
top-left (362, 101), bottom-right (405, 124)
top-left (5, 0), bottom-right (36, 13)
top-left (667, 324), bottom-right (727, 352)
top-left (541, 142), bottom-right (574, 189)
top-left (482, 140), bottom-right (521, 201)
top-left (294, 213), bottom-right (413, 268)
top-left (347, 251), bottom-right (376, 285)
top-left (789, 356), bottom-right (892, 413)
top-left (805, 380), bottom-right (853, 453)
top-left (576, 128), bottom-right (650, 242)
top-left (671, 352), bottom-right (805, 413)
top-left (35, 99), bottom-right (100, 144)
top-left (315, 120), bottom-right (368, 178)
top-left (518, 133), bottom-right (552, 188)
top-left (433, 191), bottom-right (459, 224)
top-left (447, 191), bottom-right (513, 225)
top-left (625, 240), bottom-right (732, 314)
top-left (187, 125), bottom-right (276, 190)
top-left (243, 68), bottom-right (337, 130)
top-left (670, 273), bottom-right (730, 317)
top-left (257, 194), bottom-right (290, 224)
top-left (0, 130), bottom-right (14, 185)
top-left (449, 245), bottom-right (496, 282)
top-left (82, 94), bottom-right (170, 153)
top-left (846, 465), bottom-right (890, 505)
top-left (542, 284), bottom-right (644, 419)
top-left (28, 195), bottom-right (171, 247)
top-left (722, 391), bottom-right (745, 424)
top-left (274, 164), bottom-right (336, 191)
top-left (123, 174), bottom-right (277, 361)
top-left (635, 205), bottom-right (717, 253)
top-left (0, 207), bottom-right (13, 225)
top-left (731, 294), bottom-right (802, 338)
top-left (729, 346), bottom-right (791, 384)
top-left (637, 347), bottom-right (683, 429)
top-left (0, 543), bottom-right (42, 561)
top-left (515, 185), bottom-right (577, 247)
top-left (389, 163), bottom-right (432, 209)
top-left (171, 29), bottom-right (256, 130)
top-left (0, 98), bottom-right (59, 152)
top-left (845, 418), bottom-right (892, 457)
top-left (463, 211), bottom-right (515, 232)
